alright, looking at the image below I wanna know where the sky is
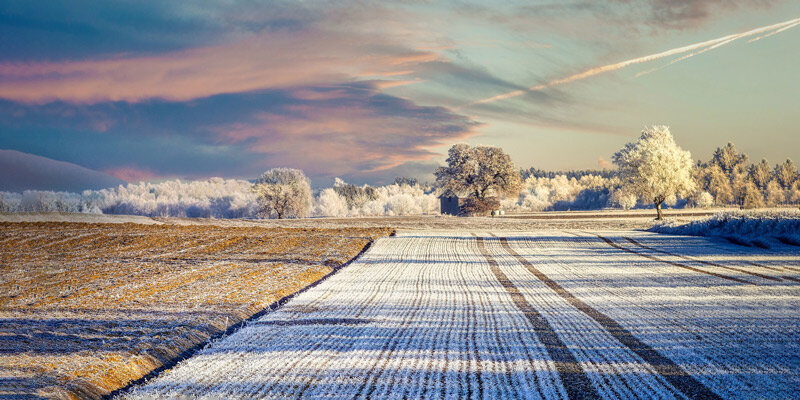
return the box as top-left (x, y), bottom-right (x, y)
top-left (1, 0), bottom-right (799, 188)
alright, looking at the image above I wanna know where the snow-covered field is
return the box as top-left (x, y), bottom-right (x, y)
top-left (123, 229), bottom-right (800, 399)
top-left (1, 207), bottom-right (719, 231)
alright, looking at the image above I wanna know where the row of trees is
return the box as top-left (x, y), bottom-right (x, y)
top-left (251, 170), bottom-right (439, 219)
top-left (432, 126), bottom-right (799, 219)
top-left (2, 129), bottom-right (795, 220)
top-left (694, 143), bottom-right (800, 209)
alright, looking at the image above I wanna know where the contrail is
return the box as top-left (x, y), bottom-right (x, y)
top-left (467, 17), bottom-right (800, 106)
top-left (748, 20), bottom-right (800, 42)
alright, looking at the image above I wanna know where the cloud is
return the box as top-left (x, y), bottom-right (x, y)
top-left (104, 166), bottom-right (159, 183)
top-left (0, 0), bottom-right (327, 61)
top-left (0, 27), bottom-right (441, 104)
top-left (0, 84), bottom-right (479, 184)
top-left (643, 0), bottom-right (781, 30)
top-left (209, 85), bottom-right (481, 178)
top-left (466, 17), bottom-right (800, 106)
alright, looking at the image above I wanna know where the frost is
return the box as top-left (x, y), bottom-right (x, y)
top-left (650, 210), bottom-right (800, 245)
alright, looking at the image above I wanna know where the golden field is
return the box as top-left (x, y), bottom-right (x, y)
top-left (0, 222), bottom-right (391, 399)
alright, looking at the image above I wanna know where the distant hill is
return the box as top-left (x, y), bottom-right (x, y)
top-left (0, 149), bottom-right (124, 192)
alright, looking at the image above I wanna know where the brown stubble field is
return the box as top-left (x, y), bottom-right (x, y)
top-left (0, 222), bottom-right (392, 399)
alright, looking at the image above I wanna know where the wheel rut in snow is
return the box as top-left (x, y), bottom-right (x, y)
top-left (588, 233), bottom-right (754, 285)
top-left (495, 236), bottom-right (725, 400)
top-left (473, 235), bottom-right (600, 400)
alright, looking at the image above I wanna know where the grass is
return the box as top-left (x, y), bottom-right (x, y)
top-left (0, 222), bottom-right (391, 399)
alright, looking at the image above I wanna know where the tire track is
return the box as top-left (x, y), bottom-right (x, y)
top-left (497, 236), bottom-right (724, 400)
top-left (474, 234), bottom-right (601, 400)
top-left (622, 237), bottom-right (785, 283)
top-left (587, 233), bottom-right (754, 285)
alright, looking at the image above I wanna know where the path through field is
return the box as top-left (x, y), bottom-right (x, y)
top-left (124, 231), bottom-right (800, 399)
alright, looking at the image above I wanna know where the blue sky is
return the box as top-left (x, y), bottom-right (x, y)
top-left (1, 0), bottom-right (798, 187)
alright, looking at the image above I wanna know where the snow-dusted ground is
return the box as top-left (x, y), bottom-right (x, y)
top-left (0, 211), bottom-right (162, 224)
top-left (0, 208), bottom-right (719, 231)
top-left (123, 230), bottom-right (800, 399)
top-left (651, 210), bottom-right (800, 247)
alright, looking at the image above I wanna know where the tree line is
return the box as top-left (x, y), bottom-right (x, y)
top-left (433, 126), bottom-right (799, 219)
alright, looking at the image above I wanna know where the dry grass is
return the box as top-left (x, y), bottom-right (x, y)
top-left (0, 222), bottom-right (391, 399)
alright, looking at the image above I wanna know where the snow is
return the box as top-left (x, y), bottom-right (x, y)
top-left (650, 210), bottom-right (800, 247)
top-left (123, 230), bottom-right (800, 399)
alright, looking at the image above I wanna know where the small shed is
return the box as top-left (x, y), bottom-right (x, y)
top-left (439, 195), bottom-right (461, 216)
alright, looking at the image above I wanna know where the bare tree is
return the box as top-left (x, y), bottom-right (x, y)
top-left (435, 144), bottom-right (521, 215)
top-left (613, 126), bottom-right (695, 220)
top-left (253, 168), bottom-right (312, 219)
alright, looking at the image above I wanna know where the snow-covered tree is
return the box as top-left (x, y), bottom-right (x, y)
top-left (748, 159), bottom-right (772, 190)
top-left (704, 165), bottom-right (734, 204)
top-left (788, 182), bottom-right (800, 204)
top-left (253, 168), bottom-right (312, 219)
top-left (612, 125), bottom-right (695, 220)
top-left (690, 191), bottom-right (715, 209)
top-left (610, 188), bottom-right (638, 210)
top-left (314, 188), bottom-right (349, 217)
top-left (765, 180), bottom-right (785, 206)
top-left (774, 159), bottom-right (798, 189)
top-left (734, 179), bottom-right (764, 209)
top-left (710, 142), bottom-right (748, 177)
top-left (435, 144), bottom-right (521, 214)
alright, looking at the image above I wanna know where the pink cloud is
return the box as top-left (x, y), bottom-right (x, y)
top-left (0, 30), bottom-right (441, 104)
top-left (104, 166), bottom-right (159, 183)
top-left (210, 89), bottom-right (480, 177)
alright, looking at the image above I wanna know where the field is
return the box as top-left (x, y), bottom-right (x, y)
top-left (124, 229), bottom-right (800, 399)
top-left (0, 222), bottom-right (391, 399)
top-left (1, 211), bottom-right (798, 399)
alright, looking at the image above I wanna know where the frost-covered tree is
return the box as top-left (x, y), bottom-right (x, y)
top-left (734, 179), bottom-right (764, 209)
top-left (612, 126), bottom-right (695, 220)
top-left (690, 191), bottom-right (715, 209)
top-left (748, 159), bottom-right (772, 190)
top-left (765, 180), bottom-right (785, 206)
top-left (253, 168), bottom-right (312, 219)
top-left (314, 188), bottom-right (349, 217)
top-left (610, 188), bottom-right (638, 210)
top-left (704, 165), bottom-right (734, 205)
top-left (710, 142), bottom-right (748, 177)
top-left (435, 144), bottom-right (522, 215)
top-left (788, 182), bottom-right (800, 204)
top-left (332, 178), bottom-right (377, 210)
top-left (774, 159), bottom-right (798, 189)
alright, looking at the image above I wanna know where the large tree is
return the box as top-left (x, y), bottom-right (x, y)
top-left (252, 168), bottom-right (313, 219)
top-left (435, 144), bottom-right (521, 214)
top-left (613, 126), bottom-right (695, 220)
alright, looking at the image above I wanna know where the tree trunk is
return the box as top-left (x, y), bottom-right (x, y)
top-left (655, 200), bottom-right (663, 220)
